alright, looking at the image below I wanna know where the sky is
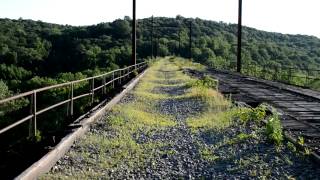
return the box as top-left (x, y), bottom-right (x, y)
top-left (0, 0), bottom-right (319, 38)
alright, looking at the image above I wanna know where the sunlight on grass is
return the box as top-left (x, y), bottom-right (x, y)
top-left (186, 109), bottom-right (236, 131)
top-left (43, 57), bottom-right (239, 179)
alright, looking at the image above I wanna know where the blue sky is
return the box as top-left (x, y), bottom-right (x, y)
top-left (0, 0), bottom-right (319, 38)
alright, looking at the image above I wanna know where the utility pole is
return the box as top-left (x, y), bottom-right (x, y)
top-left (178, 30), bottom-right (181, 56)
top-left (132, 0), bottom-right (137, 67)
top-left (156, 36), bottom-right (159, 58)
top-left (151, 16), bottom-right (154, 59)
top-left (189, 21), bottom-right (192, 60)
top-left (237, 0), bottom-right (242, 73)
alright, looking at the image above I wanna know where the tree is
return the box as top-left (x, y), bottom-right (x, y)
top-left (111, 19), bottom-right (131, 39)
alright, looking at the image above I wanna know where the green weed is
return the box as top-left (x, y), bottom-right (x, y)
top-left (186, 75), bottom-right (218, 89)
top-left (233, 104), bottom-right (267, 124)
top-left (265, 113), bottom-right (283, 145)
top-left (199, 146), bottom-right (219, 162)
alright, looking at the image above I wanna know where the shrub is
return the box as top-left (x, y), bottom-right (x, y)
top-left (187, 75), bottom-right (218, 89)
top-left (133, 69), bottom-right (138, 77)
top-left (265, 113), bottom-right (283, 145)
top-left (233, 104), bottom-right (267, 124)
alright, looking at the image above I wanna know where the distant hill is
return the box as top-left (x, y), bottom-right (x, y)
top-left (1, 16), bottom-right (320, 94)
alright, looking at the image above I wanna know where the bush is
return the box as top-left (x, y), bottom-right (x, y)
top-left (187, 75), bottom-right (218, 89)
top-left (133, 69), bottom-right (138, 77)
top-left (234, 104), bottom-right (267, 124)
top-left (265, 113), bottom-right (283, 145)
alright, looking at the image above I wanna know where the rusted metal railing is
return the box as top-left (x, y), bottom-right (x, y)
top-left (242, 63), bottom-right (320, 87)
top-left (0, 62), bottom-right (147, 137)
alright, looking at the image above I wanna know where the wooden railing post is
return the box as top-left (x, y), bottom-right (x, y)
top-left (29, 91), bottom-right (37, 137)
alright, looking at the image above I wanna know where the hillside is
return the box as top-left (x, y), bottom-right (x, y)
top-left (1, 16), bottom-right (320, 95)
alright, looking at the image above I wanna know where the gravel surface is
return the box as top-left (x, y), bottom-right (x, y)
top-left (43, 59), bottom-right (320, 179)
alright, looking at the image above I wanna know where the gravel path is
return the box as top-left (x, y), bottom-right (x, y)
top-left (43, 59), bottom-right (320, 179)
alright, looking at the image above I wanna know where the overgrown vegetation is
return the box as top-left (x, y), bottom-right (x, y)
top-left (185, 77), bottom-right (285, 147)
top-left (186, 75), bottom-right (218, 90)
top-left (43, 58), bottom-right (318, 179)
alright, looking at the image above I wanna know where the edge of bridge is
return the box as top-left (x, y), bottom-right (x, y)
top-left (216, 69), bottom-right (320, 101)
top-left (14, 68), bottom-right (149, 180)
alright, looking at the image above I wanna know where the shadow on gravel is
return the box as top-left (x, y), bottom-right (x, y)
top-left (152, 85), bottom-right (186, 96)
top-left (156, 97), bottom-right (205, 121)
top-left (151, 79), bottom-right (186, 85)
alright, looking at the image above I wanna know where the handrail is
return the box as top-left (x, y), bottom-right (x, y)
top-left (0, 62), bottom-right (148, 136)
top-left (244, 63), bottom-right (320, 74)
top-left (241, 63), bottom-right (320, 87)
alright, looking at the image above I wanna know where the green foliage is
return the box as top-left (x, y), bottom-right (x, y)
top-left (199, 146), bottom-right (219, 162)
top-left (265, 113), bottom-right (283, 145)
top-left (234, 104), bottom-right (267, 124)
top-left (187, 75), bottom-right (218, 89)
top-left (0, 80), bottom-right (10, 100)
top-left (227, 132), bottom-right (257, 145)
top-left (26, 76), bottom-right (58, 89)
top-left (287, 142), bottom-right (297, 152)
top-left (133, 69), bottom-right (138, 77)
top-left (297, 136), bottom-right (305, 146)
top-left (27, 130), bottom-right (42, 142)
top-left (1, 16), bottom-right (320, 94)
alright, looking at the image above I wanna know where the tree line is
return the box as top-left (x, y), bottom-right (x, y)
top-left (1, 16), bottom-right (320, 96)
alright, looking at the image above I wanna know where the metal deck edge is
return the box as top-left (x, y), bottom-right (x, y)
top-left (214, 69), bottom-right (320, 102)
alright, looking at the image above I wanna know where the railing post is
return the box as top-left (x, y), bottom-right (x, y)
top-left (128, 67), bottom-right (131, 79)
top-left (119, 70), bottom-right (122, 84)
top-left (254, 65), bottom-right (257, 77)
top-left (70, 82), bottom-right (74, 116)
top-left (273, 65), bottom-right (278, 81)
top-left (91, 78), bottom-right (94, 105)
top-left (102, 76), bottom-right (106, 95)
top-left (126, 68), bottom-right (128, 80)
top-left (262, 65), bottom-right (266, 79)
top-left (288, 67), bottom-right (292, 83)
top-left (306, 68), bottom-right (310, 86)
top-left (29, 91), bottom-right (37, 137)
top-left (112, 71), bottom-right (115, 88)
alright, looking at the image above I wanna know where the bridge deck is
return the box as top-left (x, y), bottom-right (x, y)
top-left (42, 58), bottom-right (319, 179)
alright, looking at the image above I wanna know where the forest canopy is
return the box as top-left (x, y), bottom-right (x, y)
top-left (1, 16), bottom-right (320, 95)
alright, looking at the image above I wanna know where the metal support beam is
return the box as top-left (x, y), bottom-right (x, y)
top-left (237, 0), bottom-right (242, 73)
top-left (132, 0), bottom-right (137, 67)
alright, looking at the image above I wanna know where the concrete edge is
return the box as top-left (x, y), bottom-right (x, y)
top-left (15, 69), bottom-right (149, 180)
